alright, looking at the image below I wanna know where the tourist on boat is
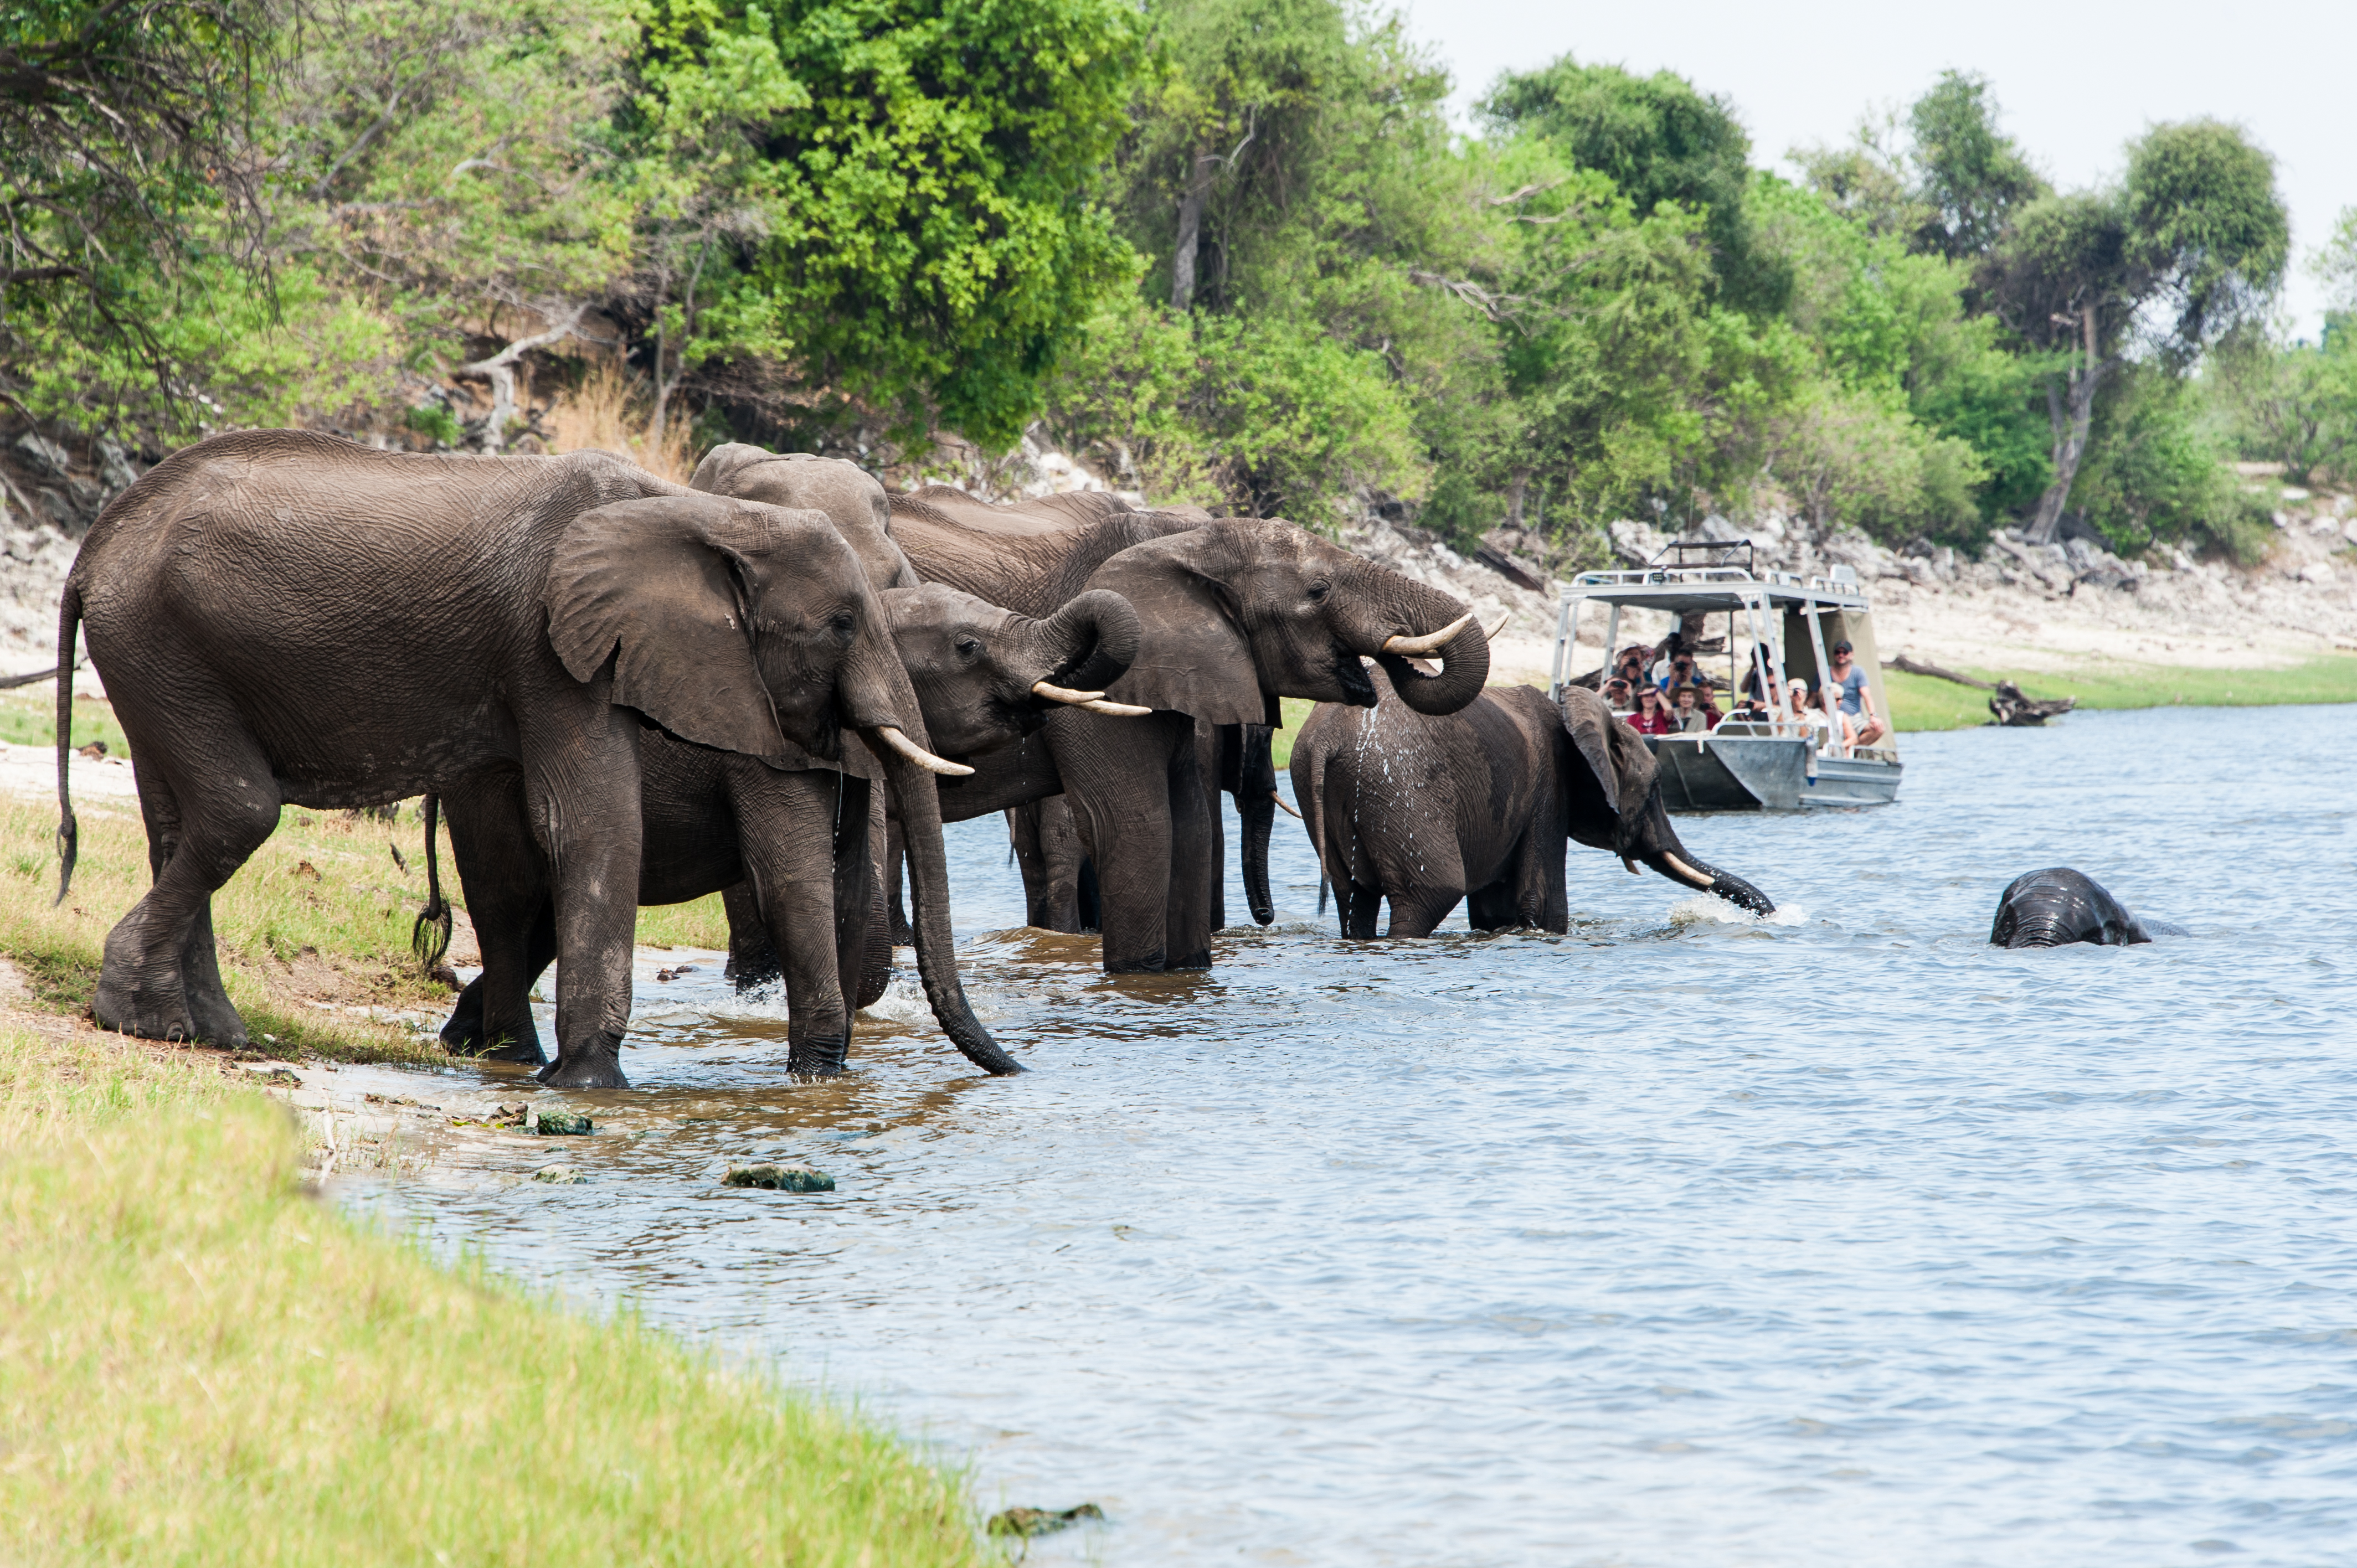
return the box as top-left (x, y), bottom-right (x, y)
top-left (1740, 643), bottom-right (1778, 702)
top-left (1614, 645), bottom-right (1653, 689)
top-left (1672, 685), bottom-right (1712, 733)
top-left (1602, 675), bottom-right (1634, 713)
top-left (1826, 639), bottom-right (1888, 746)
top-left (1629, 685), bottom-right (1677, 735)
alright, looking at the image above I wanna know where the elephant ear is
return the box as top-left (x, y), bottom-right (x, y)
top-left (545, 494), bottom-right (795, 759)
top-left (1082, 533), bottom-right (1267, 725)
top-left (1558, 685), bottom-right (1656, 844)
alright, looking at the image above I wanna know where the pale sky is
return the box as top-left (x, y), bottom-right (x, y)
top-left (1399, 0), bottom-right (2353, 336)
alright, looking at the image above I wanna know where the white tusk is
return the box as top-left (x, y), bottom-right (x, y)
top-left (871, 725), bottom-right (974, 777)
top-left (1032, 679), bottom-right (1108, 705)
top-left (1271, 791), bottom-right (1301, 819)
top-left (1075, 698), bottom-right (1153, 716)
top-left (1382, 611), bottom-right (1476, 658)
top-left (1622, 855), bottom-right (1640, 875)
top-left (1486, 614), bottom-right (1511, 641)
top-left (1661, 852), bottom-right (1716, 888)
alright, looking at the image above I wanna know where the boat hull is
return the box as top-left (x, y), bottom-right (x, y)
top-left (1649, 734), bottom-right (1902, 812)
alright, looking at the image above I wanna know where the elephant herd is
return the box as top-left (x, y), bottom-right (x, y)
top-left (52, 428), bottom-right (2166, 1090)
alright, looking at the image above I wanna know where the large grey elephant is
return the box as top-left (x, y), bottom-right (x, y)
top-left (54, 429), bottom-right (984, 1088)
top-left (433, 579), bottom-right (1141, 1074)
top-left (1291, 682), bottom-right (1775, 937)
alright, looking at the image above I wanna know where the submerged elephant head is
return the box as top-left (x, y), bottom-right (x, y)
top-left (689, 444), bottom-right (921, 591)
top-left (883, 583), bottom-right (1144, 757)
top-left (1556, 685), bottom-right (1776, 915)
top-left (1082, 519), bottom-right (1491, 724)
top-left (1990, 868), bottom-right (2153, 947)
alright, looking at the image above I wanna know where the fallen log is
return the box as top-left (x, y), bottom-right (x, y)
top-left (1989, 680), bottom-right (2075, 726)
top-left (1885, 653), bottom-right (1992, 689)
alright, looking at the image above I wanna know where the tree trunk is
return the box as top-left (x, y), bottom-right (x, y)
top-left (1170, 152), bottom-right (1219, 310)
top-left (1505, 467), bottom-right (1531, 529)
top-left (2026, 306), bottom-right (2110, 545)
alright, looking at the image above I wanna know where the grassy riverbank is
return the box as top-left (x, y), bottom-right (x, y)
top-left (0, 1023), bottom-right (985, 1565)
top-left (1882, 653), bottom-right (2357, 731)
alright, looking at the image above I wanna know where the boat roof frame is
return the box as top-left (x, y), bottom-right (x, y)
top-left (1554, 564), bottom-right (1875, 616)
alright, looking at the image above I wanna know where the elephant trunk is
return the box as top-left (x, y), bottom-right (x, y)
top-left (1033, 588), bottom-right (1141, 695)
top-left (1625, 780), bottom-right (1774, 915)
top-left (1237, 724), bottom-right (1277, 926)
top-left (870, 738), bottom-right (1025, 1075)
top-left (1349, 572), bottom-right (1490, 715)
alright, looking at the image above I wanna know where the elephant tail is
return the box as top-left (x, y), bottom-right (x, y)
top-left (412, 793), bottom-right (454, 972)
top-left (52, 583), bottom-right (79, 906)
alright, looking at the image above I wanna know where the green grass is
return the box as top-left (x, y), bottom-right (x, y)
top-left (1883, 654), bottom-right (2357, 731)
top-left (0, 688), bottom-right (130, 756)
top-left (0, 1025), bottom-right (988, 1566)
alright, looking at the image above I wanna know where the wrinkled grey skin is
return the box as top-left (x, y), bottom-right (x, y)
top-left (1291, 683), bottom-right (1775, 936)
top-left (52, 429), bottom-right (973, 1089)
top-left (435, 581), bottom-right (1138, 1075)
top-left (1989, 868), bottom-right (2181, 947)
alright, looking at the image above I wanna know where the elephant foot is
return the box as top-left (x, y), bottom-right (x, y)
top-left (537, 1033), bottom-right (629, 1089)
top-left (1169, 947), bottom-right (1212, 971)
top-left (93, 969), bottom-right (205, 1045)
top-left (785, 1035), bottom-right (851, 1078)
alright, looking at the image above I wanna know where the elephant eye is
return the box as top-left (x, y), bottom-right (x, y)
top-left (954, 636), bottom-right (981, 659)
top-left (829, 612), bottom-right (856, 637)
top-left (1306, 579), bottom-right (1331, 603)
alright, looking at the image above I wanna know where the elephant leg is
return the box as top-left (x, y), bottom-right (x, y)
top-left (722, 881), bottom-right (782, 991)
top-left (521, 706), bottom-right (642, 1089)
top-left (1341, 879), bottom-right (1383, 941)
top-left (440, 785), bottom-right (553, 1065)
top-left (1465, 880), bottom-right (1522, 932)
top-left (95, 703), bottom-right (277, 1045)
top-left (1386, 886), bottom-right (1464, 939)
top-left (1165, 729), bottom-right (1217, 969)
top-left (1008, 797), bottom-right (1085, 931)
top-left (1075, 853), bottom-right (1101, 933)
top-left (833, 773), bottom-right (891, 1014)
top-left (1197, 720), bottom-right (1226, 936)
top-left (884, 819), bottom-right (913, 946)
top-left (734, 768), bottom-right (851, 1075)
top-left (1056, 711), bottom-right (1191, 973)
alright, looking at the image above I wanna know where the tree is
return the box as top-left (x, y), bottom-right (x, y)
top-left (1906, 71), bottom-right (2042, 260)
top-left (1481, 56), bottom-right (1788, 316)
top-left (1983, 120), bottom-right (2287, 543)
top-left (2210, 321), bottom-right (2357, 487)
top-left (0, 0), bottom-right (280, 421)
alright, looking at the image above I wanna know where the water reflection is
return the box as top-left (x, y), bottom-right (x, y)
top-left (344, 704), bottom-right (2357, 1567)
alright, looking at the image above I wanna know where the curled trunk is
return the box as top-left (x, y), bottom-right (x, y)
top-left (1034, 588), bottom-right (1141, 694)
top-left (1351, 572), bottom-right (1490, 715)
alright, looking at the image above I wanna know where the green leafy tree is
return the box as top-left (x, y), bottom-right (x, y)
top-left (1906, 71), bottom-right (2044, 260)
top-left (1481, 56), bottom-right (1788, 316)
top-left (0, 0), bottom-right (281, 427)
top-left (1983, 118), bottom-right (2287, 543)
top-left (2074, 363), bottom-right (2269, 558)
top-left (2210, 320), bottom-right (2357, 486)
top-left (634, 0), bottom-right (1147, 451)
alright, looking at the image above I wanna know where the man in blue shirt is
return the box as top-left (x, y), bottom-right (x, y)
top-left (1826, 639), bottom-right (1888, 745)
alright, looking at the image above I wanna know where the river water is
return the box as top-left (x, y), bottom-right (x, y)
top-left (343, 704), bottom-right (2357, 1567)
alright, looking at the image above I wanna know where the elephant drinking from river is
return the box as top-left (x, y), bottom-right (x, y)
top-left (1291, 682), bottom-right (1775, 936)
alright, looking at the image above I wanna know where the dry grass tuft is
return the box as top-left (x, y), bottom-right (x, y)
top-left (0, 1024), bottom-right (986, 1565)
top-left (543, 361), bottom-right (701, 485)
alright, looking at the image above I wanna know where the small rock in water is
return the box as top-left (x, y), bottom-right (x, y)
top-left (529, 1105), bottom-right (593, 1136)
top-left (655, 963), bottom-right (700, 982)
top-left (722, 1163), bottom-right (834, 1192)
top-left (533, 1165), bottom-right (584, 1184)
top-left (987, 1503), bottom-right (1105, 1538)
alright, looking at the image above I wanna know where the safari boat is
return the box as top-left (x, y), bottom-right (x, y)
top-left (1545, 541), bottom-right (1903, 812)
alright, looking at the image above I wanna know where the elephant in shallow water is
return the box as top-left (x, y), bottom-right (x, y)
top-left (1990, 868), bottom-right (2182, 947)
top-left (434, 580), bottom-right (1141, 1075)
top-left (54, 429), bottom-right (974, 1088)
top-left (1291, 682), bottom-right (1775, 937)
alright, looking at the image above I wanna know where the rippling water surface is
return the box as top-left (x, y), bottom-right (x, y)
top-left (344, 705), bottom-right (2357, 1567)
